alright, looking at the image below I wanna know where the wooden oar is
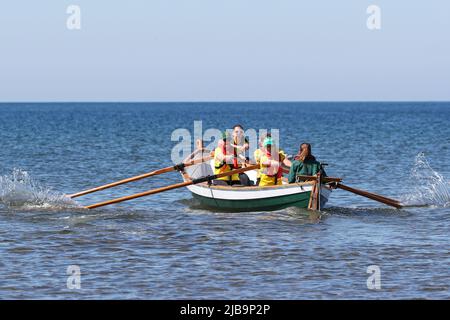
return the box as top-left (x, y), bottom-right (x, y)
top-left (295, 175), bottom-right (342, 183)
top-left (307, 172), bottom-right (321, 211)
top-left (336, 183), bottom-right (403, 209)
top-left (68, 156), bottom-right (212, 198)
top-left (282, 164), bottom-right (401, 208)
top-left (281, 167), bottom-right (343, 183)
top-left (85, 164), bottom-right (260, 210)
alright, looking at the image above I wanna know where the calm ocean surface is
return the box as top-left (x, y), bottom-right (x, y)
top-left (0, 102), bottom-right (449, 299)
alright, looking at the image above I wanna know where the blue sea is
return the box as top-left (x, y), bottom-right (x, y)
top-left (0, 102), bottom-right (449, 299)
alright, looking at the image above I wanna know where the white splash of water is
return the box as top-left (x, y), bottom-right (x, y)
top-left (401, 153), bottom-right (450, 207)
top-left (0, 169), bottom-right (78, 209)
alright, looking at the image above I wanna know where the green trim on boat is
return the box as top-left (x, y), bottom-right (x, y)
top-left (192, 191), bottom-right (312, 212)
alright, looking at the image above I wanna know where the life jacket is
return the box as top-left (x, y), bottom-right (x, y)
top-left (233, 136), bottom-right (248, 168)
top-left (214, 146), bottom-right (239, 181)
top-left (259, 152), bottom-right (283, 186)
top-left (254, 149), bottom-right (263, 179)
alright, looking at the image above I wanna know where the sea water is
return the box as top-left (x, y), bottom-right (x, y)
top-left (0, 102), bottom-right (449, 299)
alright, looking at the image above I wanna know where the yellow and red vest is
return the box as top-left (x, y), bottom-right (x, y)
top-left (259, 152), bottom-right (285, 186)
top-left (214, 147), bottom-right (239, 181)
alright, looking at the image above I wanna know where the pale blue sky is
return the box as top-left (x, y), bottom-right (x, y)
top-left (0, 0), bottom-right (449, 101)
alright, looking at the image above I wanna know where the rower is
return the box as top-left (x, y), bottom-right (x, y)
top-left (183, 139), bottom-right (211, 163)
top-left (231, 124), bottom-right (252, 186)
top-left (213, 132), bottom-right (241, 186)
top-left (231, 124), bottom-right (249, 160)
top-left (259, 137), bottom-right (286, 187)
top-left (254, 133), bottom-right (269, 186)
top-left (288, 143), bottom-right (327, 183)
top-left (182, 139), bottom-right (214, 180)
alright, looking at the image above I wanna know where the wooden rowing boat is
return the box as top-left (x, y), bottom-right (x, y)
top-left (181, 160), bottom-right (332, 212)
top-left (72, 145), bottom-right (401, 210)
top-left (77, 155), bottom-right (400, 211)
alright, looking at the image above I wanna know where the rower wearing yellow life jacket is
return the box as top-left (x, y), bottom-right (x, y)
top-left (259, 137), bottom-right (287, 187)
top-left (213, 132), bottom-right (241, 186)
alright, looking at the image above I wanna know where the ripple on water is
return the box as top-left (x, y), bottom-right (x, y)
top-left (0, 103), bottom-right (449, 299)
top-left (7, 247), bottom-right (34, 254)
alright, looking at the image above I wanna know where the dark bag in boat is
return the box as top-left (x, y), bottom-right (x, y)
top-left (239, 173), bottom-right (253, 186)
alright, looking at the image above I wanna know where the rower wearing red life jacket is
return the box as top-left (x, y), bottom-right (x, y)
top-left (231, 124), bottom-right (249, 167)
top-left (213, 132), bottom-right (240, 186)
top-left (231, 124), bottom-right (252, 186)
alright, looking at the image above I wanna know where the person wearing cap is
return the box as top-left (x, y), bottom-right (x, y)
top-left (259, 137), bottom-right (286, 187)
top-left (213, 132), bottom-right (241, 185)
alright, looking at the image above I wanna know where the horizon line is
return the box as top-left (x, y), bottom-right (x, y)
top-left (1, 100), bottom-right (450, 104)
